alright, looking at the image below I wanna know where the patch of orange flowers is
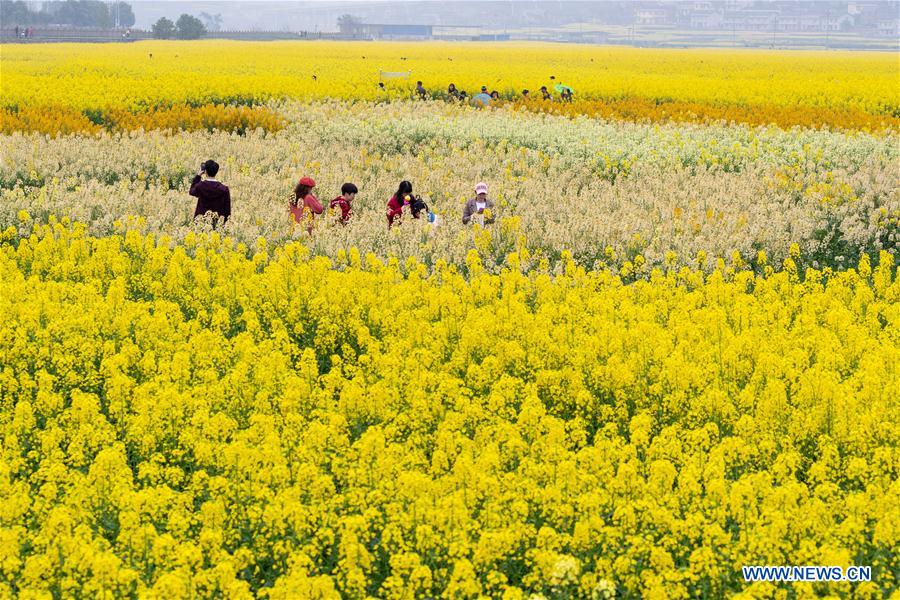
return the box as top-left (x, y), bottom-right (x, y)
top-left (0, 104), bottom-right (284, 136)
top-left (513, 97), bottom-right (899, 132)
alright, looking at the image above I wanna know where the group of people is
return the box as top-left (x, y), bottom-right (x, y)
top-left (439, 83), bottom-right (497, 105)
top-left (13, 26), bottom-right (35, 38)
top-left (188, 160), bottom-right (497, 232)
top-left (412, 81), bottom-right (573, 105)
top-left (290, 177), bottom-right (358, 234)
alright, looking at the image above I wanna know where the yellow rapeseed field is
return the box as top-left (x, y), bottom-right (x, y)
top-left (3, 101), bottom-right (898, 275)
top-left (2, 40), bottom-right (899, 599)
top-left (1, 223), bottom-right (897, 598)
top-left (1, 41), bottom-right (898, 131)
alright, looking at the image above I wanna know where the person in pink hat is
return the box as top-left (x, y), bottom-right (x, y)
top-left (291, 176), bottom-right (323, 234)
top-left (462, 182), bottom-right (495, 225)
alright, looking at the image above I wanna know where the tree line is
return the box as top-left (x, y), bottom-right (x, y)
top-left (1, 0), bottom-right (208, 40)
top-left (151, 15), bottom-right (206, 40)
top-left (1, 0), bottom-right (135, 27)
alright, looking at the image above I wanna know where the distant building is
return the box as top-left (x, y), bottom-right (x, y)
top-left (562, 31), bottom-right (610, 43)
top-left (722, 9), bottom-right (778, 31)
top-left (774, 10), bottom-right (854, 32)
top-left (690, 10), bottom-right (722, 29)
top-left (670, 0), bottom-right (895, 34)
top-left (635, 8), bottom-right (675, 26)
top-left (876, 17), bottom-right (899, 36)
top-left (827, 14), bottom-right (855, 31)
top-left (357, 24), bottom-right (432, 39)
top-left (848, 1), bottom-right (891, 27)
top-left (474, 33), bottom-right (510, 41)
top-left (677, 1), bottom-right (714, 26)
top-left (775, 12), bottom-right (801, 31)
top-left (869, 1), bottom-right (900, 35)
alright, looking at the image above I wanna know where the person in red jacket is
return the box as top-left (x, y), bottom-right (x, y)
top-left (329, 182), bottom-right (358, 225)
top-left (189, 160), bottom-right (231, 228)
top-left (290, 176), bottom-right (323, 234)
top-left (387, 180), bottom-right (414, 228)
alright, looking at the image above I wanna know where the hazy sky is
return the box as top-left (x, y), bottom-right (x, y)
top-left (131, 1), bottom-right (599, 31)
top-left (128, 1), bottom-right (883, 33)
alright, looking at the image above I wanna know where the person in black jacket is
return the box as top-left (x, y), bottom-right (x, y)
top-left (189, 160), bottom-right (231, 227)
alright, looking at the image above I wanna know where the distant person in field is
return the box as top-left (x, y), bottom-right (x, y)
top-left (560, 88), bottom-right (573, 102)
top-left (387, 180), bottom-right (415, 228)
top-left (490, 90), bottom-right (500, 101)
top-left (189, 160), bottom-right (231, 227)
top-left (416, 81), bottom-right (427, 100)
top-left (522, 89), bottom-right (530, 98)
top-left (329, 182), bottom-right (358, 225)
top-left (540, 86), bottom-right (553, 101)
top-left (472, 90), bottom-right (492, 107)
top-left (291, 176), bottom-right (323, 234)
top-left (462, 182), bottom-right (495, 225)
top-left (447, 83), bottom-right (460, 101)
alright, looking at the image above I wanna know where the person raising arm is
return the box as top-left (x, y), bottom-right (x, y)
top-left (387, 180), bottom-right (413, 228)
top-left (189, 159), bottom-right (231, 228)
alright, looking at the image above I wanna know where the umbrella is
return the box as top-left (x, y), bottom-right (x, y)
top-left (471, 93), bottom-right (492, 106)
top-left (554, 84), bottom-right (574, 94)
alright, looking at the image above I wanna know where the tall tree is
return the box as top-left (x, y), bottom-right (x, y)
top-left (43, 0), bottom-right (117, 27)
top-left (0, 0), bottom-right (47, 25)
top-left (151, 16), bottom-right (175, 39)
top-left (337, 14), bottom-right (361, 34)
top-left (175, 14), bottom-right (206, 40)
top-left (110, 1), bottom-right (135, 28)
top-left (54, 1), bottom-right (110, 27)
top-left (198, 12), bottom-right (222, 32)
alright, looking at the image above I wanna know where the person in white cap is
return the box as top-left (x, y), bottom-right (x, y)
top-left (463, 182), bottom-right (495, 225)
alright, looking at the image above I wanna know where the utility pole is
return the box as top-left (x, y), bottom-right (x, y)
top-left (825, 9), bottom-right (830, 49)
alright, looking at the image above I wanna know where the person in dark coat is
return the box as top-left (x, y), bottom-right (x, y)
top-left (189, 160), bottom-right (231, 226)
